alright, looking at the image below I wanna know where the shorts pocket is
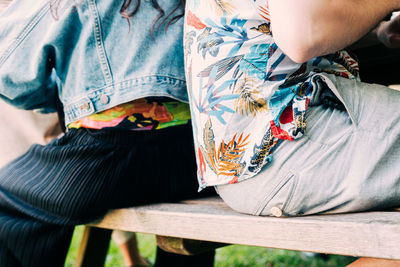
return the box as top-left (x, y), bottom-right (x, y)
top-left (256, 171), bottom-right (297, 216)
top-left (310, 74), bottom-right (357, 126)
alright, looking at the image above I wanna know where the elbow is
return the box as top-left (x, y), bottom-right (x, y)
top-left (271, 13), bottom-right (331, 63)
top-left (269, 0), bottom-right (339, 63)
top-left (282, 46), bottom-right (316, 64)
top-left (273, 32), bottom-right (318, 63)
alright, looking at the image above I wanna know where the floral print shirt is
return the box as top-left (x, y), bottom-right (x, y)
top-left (184, 0), bottom-right (359, 188)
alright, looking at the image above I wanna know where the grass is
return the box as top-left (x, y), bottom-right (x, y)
top-left (65, 226), bottom-right (356, 267)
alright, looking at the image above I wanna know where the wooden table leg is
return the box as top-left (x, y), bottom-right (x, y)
top-left (73, 226), bottom-right (112, 267)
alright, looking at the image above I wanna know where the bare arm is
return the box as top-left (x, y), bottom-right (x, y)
top-left (269, 0), bottom-right (400, 63)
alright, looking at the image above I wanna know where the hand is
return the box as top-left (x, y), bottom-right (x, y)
top-left (375, 15), bottom-right (400, 48)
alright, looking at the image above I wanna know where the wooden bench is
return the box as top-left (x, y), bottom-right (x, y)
top-left (74, 196), bottom-right (400, 266)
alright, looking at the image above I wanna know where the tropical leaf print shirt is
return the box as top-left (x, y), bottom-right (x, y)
top-left (184, 0), bottom-right (359, 189)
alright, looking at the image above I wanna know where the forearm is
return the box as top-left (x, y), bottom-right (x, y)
top-left (269, 0), bottom-right (400, 63)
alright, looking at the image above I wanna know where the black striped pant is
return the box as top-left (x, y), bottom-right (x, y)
top-left (0, 124), bottom-right (214, 266)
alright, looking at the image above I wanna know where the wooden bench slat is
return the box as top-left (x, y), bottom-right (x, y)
top-left (180, 196), bottom-right (225, 205)
top-left (89, 198), bottom-right (400, 260)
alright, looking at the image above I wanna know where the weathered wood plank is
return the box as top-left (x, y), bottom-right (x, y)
top-left (89, 199), bottom-right (400, 260)
top-left (181, 196), bottom-right (225, 206)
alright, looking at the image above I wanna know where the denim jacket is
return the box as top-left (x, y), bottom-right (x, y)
top-left (0, 0), bottom-right (186, 125)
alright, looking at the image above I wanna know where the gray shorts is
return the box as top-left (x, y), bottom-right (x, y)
top-left (216, 74), bottom-right (400, 216)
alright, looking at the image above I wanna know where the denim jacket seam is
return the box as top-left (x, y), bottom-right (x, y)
top-left (63, 75), bottom-right (186, 103)
top-left (63, 75), bottom-right (188, 124)
top-left (88, 0), bottom-right (113, 85)
top-left (0, 3), bottom-right (49, 68)
top-left (64, 91), bottom-right (188, 125)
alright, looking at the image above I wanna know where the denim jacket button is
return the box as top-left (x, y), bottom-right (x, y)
top-left (100, 94), bottom-right (109, 104)
top-left (271, 206), bottom-right (283, 217)
top-left (79, 102), bottom-right (90, 110)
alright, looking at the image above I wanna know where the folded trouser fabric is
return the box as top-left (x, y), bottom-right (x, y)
top-left (0, 123), bottom-right (215, 267)
top-left (216, 74), bottom-right (400, 216)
